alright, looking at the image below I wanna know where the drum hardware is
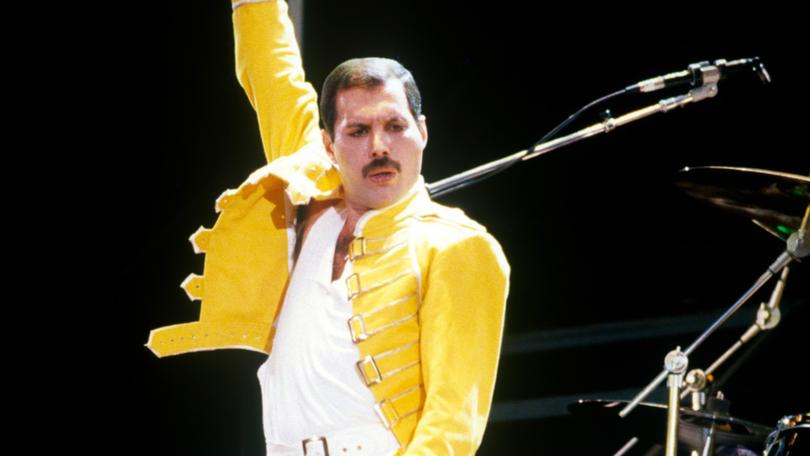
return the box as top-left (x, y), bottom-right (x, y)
top-left (764, 413), bottom-right (809, 456)
top-left (674, 166), bottom-right (810, 236)
top-left (679, 265), bottom-right (788, 406)
top-left (617, 167), bottom-right (808, 455)
top-left (569, 398), bottom-right (772, 454)
top-left (752, 219), bottom-right (793, 243)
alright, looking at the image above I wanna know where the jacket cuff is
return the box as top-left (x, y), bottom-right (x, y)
top-left (232, 0), bottom-right (274, 11)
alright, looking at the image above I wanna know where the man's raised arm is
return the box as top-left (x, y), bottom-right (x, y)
top-left (231, 0), bottom-right (321, 163)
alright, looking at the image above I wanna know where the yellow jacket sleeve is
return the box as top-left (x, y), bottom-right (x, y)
top-left (406, 233), bottom-right (511, 455)
top-left (232, 0), bottom-right (322, 163)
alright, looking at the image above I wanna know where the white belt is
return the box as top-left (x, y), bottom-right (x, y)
top-left (266, 423), bottom-right (399, 456)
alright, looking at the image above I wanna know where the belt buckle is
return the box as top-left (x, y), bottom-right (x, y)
top-left (302, 435), bottom-right (329, 456)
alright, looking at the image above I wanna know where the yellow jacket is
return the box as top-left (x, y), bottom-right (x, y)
top-left (146, 1), bottom-right (510, 454)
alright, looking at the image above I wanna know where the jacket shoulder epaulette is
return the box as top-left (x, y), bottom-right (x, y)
top-left (412, 201), bottom-right (487, 233)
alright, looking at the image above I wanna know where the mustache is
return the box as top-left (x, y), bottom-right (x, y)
top-left (362, 157), bottom-right (402, 178)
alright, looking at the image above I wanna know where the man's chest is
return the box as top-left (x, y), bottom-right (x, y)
top-left (294, 200), bottom-right (356, 282)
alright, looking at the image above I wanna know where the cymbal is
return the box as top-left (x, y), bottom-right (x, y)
top-left (569, 398), bottom-right (772, 451)
top-left (675, 166), bottom-right (809, 233)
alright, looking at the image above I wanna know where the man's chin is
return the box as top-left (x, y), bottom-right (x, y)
top-left (349, 188), bottom-right (404, 211)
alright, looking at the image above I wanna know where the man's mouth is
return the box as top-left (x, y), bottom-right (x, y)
top-left (363, 158), bottom-right (402, 185)
top-left (367, 168), bottom-right (397, 184)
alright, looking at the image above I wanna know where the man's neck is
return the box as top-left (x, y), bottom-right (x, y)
top-left (332, 203), bottom-right (366, 282)
top-left (342, 202), bottom-right (368, 238)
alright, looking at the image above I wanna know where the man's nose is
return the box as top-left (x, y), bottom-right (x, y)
top-left (370, 129), bottom-right (389, 158)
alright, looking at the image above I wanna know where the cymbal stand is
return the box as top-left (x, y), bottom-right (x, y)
top-left (682, 264), bottom-right (789, 401)
top-left (619, 203), bottom-right (809, 456)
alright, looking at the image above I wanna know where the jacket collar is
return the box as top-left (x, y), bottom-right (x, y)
top-left (352, 175), bottom-right (431, 236)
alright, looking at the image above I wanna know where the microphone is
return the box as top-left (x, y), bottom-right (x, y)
top-left (626, 57), bottom-right (771, 93)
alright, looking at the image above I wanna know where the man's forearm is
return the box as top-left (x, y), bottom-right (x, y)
top-left (231, 0), bottom-right (321, 163)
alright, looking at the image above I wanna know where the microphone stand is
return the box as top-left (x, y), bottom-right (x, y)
top-left (427, 57), bottom-right (770, 199)
top-left (619, 204), bottom-right (809, 456)
top-left (426, 82), bottom-right (721, 198)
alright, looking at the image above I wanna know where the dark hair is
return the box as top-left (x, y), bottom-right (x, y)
top-left (320, 57), bottom-right (422, 139)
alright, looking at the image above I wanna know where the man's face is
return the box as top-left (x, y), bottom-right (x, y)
top-left (323, 79), bottom-right (428, 212)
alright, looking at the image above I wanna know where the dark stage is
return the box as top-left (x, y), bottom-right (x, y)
top-left (89, 2), bottom-right (810, 454)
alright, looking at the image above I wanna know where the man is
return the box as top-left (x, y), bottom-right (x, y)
top-left (147, 1), bottom-right (510, 454)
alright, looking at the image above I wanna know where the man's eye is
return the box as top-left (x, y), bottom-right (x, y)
top-left (349, 129), bottom-right (366, 137)
top-left (389, 124), bottom-right (404, 132)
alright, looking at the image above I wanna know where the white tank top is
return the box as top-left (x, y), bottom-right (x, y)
top-left (257, 205), bottom-right (400, 453)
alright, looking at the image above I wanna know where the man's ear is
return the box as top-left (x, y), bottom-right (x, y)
top-left (321, 128), bottom-right (336, 162)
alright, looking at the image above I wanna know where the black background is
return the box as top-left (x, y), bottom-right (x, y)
top-left (64, 2), bottom-right (810, 454)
